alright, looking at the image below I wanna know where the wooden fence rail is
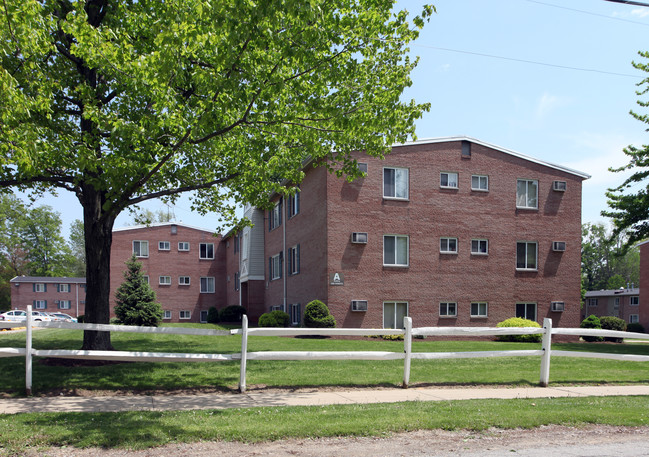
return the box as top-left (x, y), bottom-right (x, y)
top-left (2, 306), bottom-right (649, 394)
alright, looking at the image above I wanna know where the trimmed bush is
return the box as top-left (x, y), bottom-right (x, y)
top-left (218, 305), bottom-right (246, 323)
top-left (580, 314), bottom-right (603, 342)
top-left (627, 322), bottom-right (645, 334)
top-left (207, 306), bottom-right (219, 324)
top-left (496, 317), bottom-right (542, 343)
top-left (600, 315), bottom-right (626, 343)
top-left (304, 300), bottom-right (336, 328)
top-left (258, 310), bottom-right (290, 328)
top-left (77, 315), bottom-right (85, 323)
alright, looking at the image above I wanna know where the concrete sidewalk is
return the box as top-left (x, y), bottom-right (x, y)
top-left (2, 385), bottom-right (649, 414)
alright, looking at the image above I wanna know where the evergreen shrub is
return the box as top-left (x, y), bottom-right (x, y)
top-left (599, 315), bottom-right (626, 343)
top-left (303, 300), bottom-right (336, 328)
top-left (580, 314), bottom-right (603, 342)
top-left (258, 310), bottom-right (290, 327)
top-left (218, 305), bottom-right (246, 323)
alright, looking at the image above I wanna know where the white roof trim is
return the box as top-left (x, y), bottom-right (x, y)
top-left (393, 136), bottom-right (591, 179)
top-left (113, 221), bottom-right (217, 234)
top-left (637, 239), bottom-right (649, 248)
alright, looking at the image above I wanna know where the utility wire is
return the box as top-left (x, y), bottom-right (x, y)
top-left (524, 0), bottom-right (649, 27)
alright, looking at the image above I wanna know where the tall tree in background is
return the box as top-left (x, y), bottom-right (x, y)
top-left (0, 1), bottom-right (431, 349)
top-left (68, 219), bottom-right (86, 277)
top-left (603, 51), bottom-right (649, 246)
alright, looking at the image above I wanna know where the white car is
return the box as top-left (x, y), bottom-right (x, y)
top-left (30, 311), bottom-right (51, 322)
top-left (52, 313), bottom-right (78, 323)
top-left (0, 310), bottom-right (27, 322)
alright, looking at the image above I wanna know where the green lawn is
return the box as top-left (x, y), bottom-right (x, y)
top-left (1, 325), bottom-right (649, 395)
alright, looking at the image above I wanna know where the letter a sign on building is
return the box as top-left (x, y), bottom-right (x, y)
top-left (330, 272), bottom-right (344, 286)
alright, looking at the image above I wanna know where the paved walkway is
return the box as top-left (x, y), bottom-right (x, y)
top-left (2, 385), bottom-right (649, 414)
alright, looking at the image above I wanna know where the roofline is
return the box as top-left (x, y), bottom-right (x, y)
top-left (113, 221), bottom-right (219, 234)
top-left (393, 136), bottom-right (591, 180)
top-left (585, 288), bottom-right (640, 296)
top-left (10, 276), bottom-right (86, 283)
top-left (637, 239), bottom-right (649, 248)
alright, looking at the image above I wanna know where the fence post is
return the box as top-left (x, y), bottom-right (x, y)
top-left (539, 317), bottom-right (552, 387)
top-left (239, 314), bottom-right (248, 393)
top-left (25, 305), bottom-right (33, 396)
top-left (403, 316), bottom-right (412, 388)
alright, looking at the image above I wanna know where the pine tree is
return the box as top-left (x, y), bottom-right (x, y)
top-left (114, 255), bottom-right (162, 327)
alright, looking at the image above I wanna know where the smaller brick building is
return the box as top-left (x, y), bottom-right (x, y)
top-left (9, 276), bottom-right (86, 317)
top-left (583, 288), bottom-right (641, 326)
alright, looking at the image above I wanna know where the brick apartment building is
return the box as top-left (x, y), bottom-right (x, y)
top-left (583, 288), bottom-right (641, 326)
top-left (11, 137), bottom-right (589, 328)
top-left (9, 276), bottom-right (86, 317)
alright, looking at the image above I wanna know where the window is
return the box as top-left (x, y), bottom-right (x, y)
top-left (631, 296), bottom-right (639, 306)
top-left (630, 314), bottom-right (639, 324)
top-left (288, 191), bottom-right (300, 218)
top-left (383, 167), bottom-right (409, 199)
top-left (358, 162), bottom-right (368, 174)
top-left (383, 302), bottom-right (408, 329)
top-left (158, 241), bottom-right (170, 251)
top-left (33, 300), bottom-right (47, 310)
top-left (471, 239), bottom-right (488, 255)
top-left (588, 298), bottom-right (598, 307)
top-left (614, 297), bottom-right (620, 309)
top-left (440, 237), bottom-right (458, 254)
top-left (516, 242), bottom-right (537, 270)
top-left (199, 243), bottom-right (214, 259)
top-left (133, 240), bottom-right (149, 257)
top-left (200, 277), bottom-right (215, 293)
top-left (159, 276), bottom-right (171, 285)
top-left (200, 310), bottom-right (208, 323)
top-left (288, 245), bottom-right (300, 275)
top-left (471, 175), bottom-right (489, 191)
top-left (516, 179), bottom-right (538, 209)
top-left (58, 300), bottom-right (71, 310)
top-left (178, 276), bottom-right (190, 286)
top-left (143, 275), bottom-right (149, 284)
top-left (178, 242), bottom-right (190, 251)
top-left (234, 272), bottom-right (240, 291)
top-left (234, 235), bottom-right (240, 253)
top-left (179, 310), bottom-right (191, 320)
top-left (383, 235), bottom-right (409, 266)
top-left (58, 284), bottom-right (70, 293)
top-left (471, 302), bottom-right (488, 317)
top-left (34, 283), bottom-right (46, 293)
top-left (290, 303), bottom-right (301, 326)
top-left (439, 302), bottom-right (457, 317)
top-left (270, 253), bottom-right (282, 280)
top-left (269, 199), bottom-right (282, 230)
top-left (440, 172), bottom-right (458, 188)
top-left (516, 303), bottom-right (537, 321)
top-left (163, 310), bottom-right (172, 319)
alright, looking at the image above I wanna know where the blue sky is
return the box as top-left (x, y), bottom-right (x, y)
top-left (21, 0), bottom-right (649, 237)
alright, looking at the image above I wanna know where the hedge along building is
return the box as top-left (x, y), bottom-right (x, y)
top-left (249, 136), bottom-right (589, 329)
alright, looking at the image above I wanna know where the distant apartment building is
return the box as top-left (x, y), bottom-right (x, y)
top-left (583, 288), bottom-right (641, 325)
top-left (9, 276), bottom-right (86, 317)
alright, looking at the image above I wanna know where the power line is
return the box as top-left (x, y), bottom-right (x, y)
top-left (524, 0), bottom-right (649, 27)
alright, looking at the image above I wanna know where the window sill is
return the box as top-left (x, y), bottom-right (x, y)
top-left (471, 188), bottom-right (489, 192)
top-left (440, 186), bottom-right (458, 190)
top-left (439, 315), bottom-right (457, 318)
top-left (440, 251), bottom-right (458, 255)
top-left (516, 268), bottom-right (538, 272)
top-left (383, 264), bottom-right (409, 268)
top-left (471, 253), bottom-right (489, 256)
top-left (515, 206), bottom-right (538, 211)
top-left (382, 197), bottom-right (410, 202)
top-left (470, 315), bottom-right (488, 318)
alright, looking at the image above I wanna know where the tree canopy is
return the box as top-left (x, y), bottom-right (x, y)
top-left (0, 1), bottom-right (431, 349)
top-left (603, 51), bottom-right (649, 246)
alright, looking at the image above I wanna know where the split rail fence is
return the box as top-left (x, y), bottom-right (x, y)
top-left (2, 305), bottom-right (649, 395)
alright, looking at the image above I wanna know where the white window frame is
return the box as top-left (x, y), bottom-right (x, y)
top-left (163, 310), bottom-right (172, 319)
top-left (383, 235), bottom-right (409, 267)
top-left (133, 240), bottom-right (149, 258)
top-left (630, 314), bottom-right (639, 324)
top-left (290, 303), bottom-right (301, 326)
top-left (159, 276), bottom-right (171, 285)
top-left (630, 296), bottom-right (639, 306)
top-left (34, 283), bottom-right (46, 293)
top-left (440, 172), bottom-right (458, 189)
top-left (143, 275), bottom-right (149, 284)
top-left (270, 254), bottom-right (282, 280)
top-left (179, 310), bottom-right (191, 320)
top-left (288, 191), bottom-right (300, 218)
top-left (158, 241), bottom-right (170, 251)
top-left (288, 245), bottom-right (300, 275)
top-left (199, 243), bottom-right (214, 260)
top-left (34, 300), bottom-right (47, 310)
top-left (178, 276), bottom-right (191, 286)
top-left (471, 174), bottom-right (489, 191)
top-left (516, 241), bottom-right (538, 271)
top-left (270, 200), bottom-right (282, 230)
top-left (383, 301), bottom-right (408, 329)
top-left (383, 167), bottom-right (409, 200)
top-left (516, 179), bottom-right (538, 209)
top-left (59, 283), bottom-right (70, 293)
top-left (178, 242), bottom-right (190, 251)
top-left (58, 300), bottom-right (71, 310)
top-left (200, 277), bottom-right (215, 293)
top-left (470, 302), bottom-right (488, 318)
top-left (440, 237), bottom-right (458, 254)
top-left (614, 297), bottom-right (620, 309)
top-left (516, 302), bottom-right (537, 322)
top-left (471, 239), bottom-right (488, 255)
top-left (439, 302), bottom-right (457, 317)
top-left (588, 298), bottom-right (598, 307)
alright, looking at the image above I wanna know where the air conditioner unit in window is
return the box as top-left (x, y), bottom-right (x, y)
top-left (553, 181), bottom-right (567, 192)
top-left (351, 232), bottom-right (368, 244)
top-left (551, 301), bottom-right (565, 312)
top-left (552, 241), bottom-right (566, 252)
top-left (351, 300), bottom-right (368, 312)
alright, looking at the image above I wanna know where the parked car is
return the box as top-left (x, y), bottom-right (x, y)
top-left (30, 311), bottom-right (51, 322)
top-left (51, 313), bottom-right (77, 323)
top-left (44, 312), bottom-right (64, 322)
top-left (0, 310), bottom-right (27, 322)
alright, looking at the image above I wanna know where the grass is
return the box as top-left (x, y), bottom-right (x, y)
top-left (1, 325), bottom-right (649, 394)
top-left (1, 396), bottom-right (649, 454)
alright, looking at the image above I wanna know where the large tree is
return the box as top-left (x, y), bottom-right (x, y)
top-left (0, 1), bottom-right (431, 349)
top-left (603, 51), bottom-right (649, 246)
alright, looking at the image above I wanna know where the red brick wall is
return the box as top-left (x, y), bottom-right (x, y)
top-left (110, 224), bottom-right (223, 323)
top-left (10, 280), bottom-right (86, 317)
top-left (640, 242), bottom-right (649, 329)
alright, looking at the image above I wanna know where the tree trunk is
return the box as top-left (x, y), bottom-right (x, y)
top-left (81, 187), bottom-right (116, 350)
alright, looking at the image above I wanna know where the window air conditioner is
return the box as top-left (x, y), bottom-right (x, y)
top-left (351, 300), bottom-right (368, 312)
top-left (351, 232), bottom-right (368, 244)
top-left (553, 181), bottom-right (567, 192)
top-left (551, 301), bottom-right (565, 312)
top-left (552, 241), bottom-right (566, 252)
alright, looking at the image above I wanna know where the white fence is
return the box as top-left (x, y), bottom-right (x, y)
top-left (2, 306), bottom-right (649, 395)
